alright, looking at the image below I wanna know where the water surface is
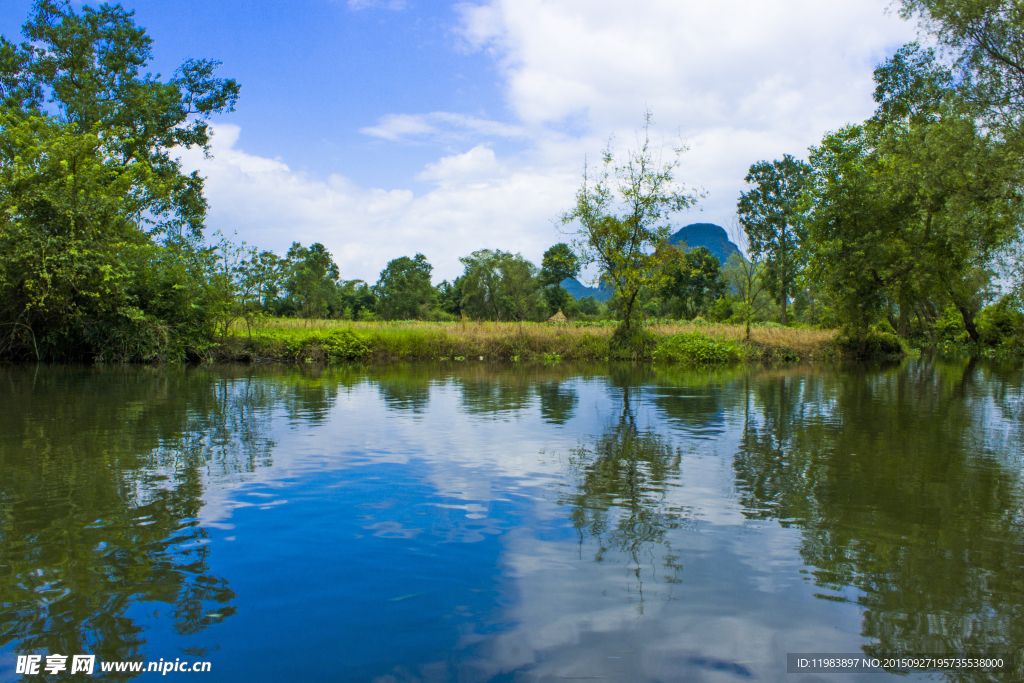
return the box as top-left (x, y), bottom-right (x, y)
top-left (1, 359), bottom-right (1022, 682)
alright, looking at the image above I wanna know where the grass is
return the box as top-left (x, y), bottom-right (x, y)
top-left (217, 318), bottom-right (840, 365)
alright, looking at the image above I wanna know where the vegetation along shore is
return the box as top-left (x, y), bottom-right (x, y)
top-left (214, 319), bottom-right (843, 365)
top-left (1, 1), bottom-right (1022, 365)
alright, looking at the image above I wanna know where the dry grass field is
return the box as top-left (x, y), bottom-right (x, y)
top-left (222, 318), bottom-right (839, 364)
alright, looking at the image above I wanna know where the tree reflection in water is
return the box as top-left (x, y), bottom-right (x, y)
top-left (0, 367), bottom-right (282, 672)
top-left (733, 359), bottom-right (1024, 681)
top-left (560, 374), bottom-right (690, 613)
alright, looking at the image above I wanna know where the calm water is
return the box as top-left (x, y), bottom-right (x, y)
top-left (1, 360), bottom-right (1022, 682)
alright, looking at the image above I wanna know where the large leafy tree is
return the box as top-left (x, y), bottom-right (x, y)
top-left (737, 155), bottom-right (811, 326)
top-left (662, 246), bottom-right (725, 320)
top-left (561, 111), bottom-right (699, 341)
top-left (899, 0), bottom-right (1024, 125)
top-left (459, 249), bottom-right (542, 321)
top-left (0, 1), bottom-right (239, 360)
top-left (282, 243), bottom-right (340, 319)
top-left (374, 253), bottom-right (434, 320)
top-left (804, 47), bottom-right (1022, 340)
top-left (539, 242), bottom-right (581, 316)
top-left (1, 0), bottom-right (239, 236)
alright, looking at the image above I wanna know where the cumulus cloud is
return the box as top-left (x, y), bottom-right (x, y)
top-left (360, 112), bottom-right (527, 142)
top-left (347, 0), bottom-right (407, 10)
top-left (453, 0), bottom-right (917, 217)
top-left (180, 125), bottom-right (575, 282)
top-left (189, 0), bottom-right (919, 283)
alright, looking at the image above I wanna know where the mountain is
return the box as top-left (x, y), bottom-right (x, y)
top-left (668, 223), bottom-right (741, 265)
top-left (558, 223), bottom-right (741, 303)
top-left (561, 276), bottom-right (614, 302)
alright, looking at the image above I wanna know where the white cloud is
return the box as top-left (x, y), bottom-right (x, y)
top-left (360, 112), bottom-right (527, 142)
top-left (415, 145), bottom-right (502, 183)
top-left (180, 125), bottom-right (576, 283)
top-left (347, 0), bottom-right (407, 10)
top-left (188, 0), bottom-right (919, 283)
top-left (451, 0), bottom-right (918, 219)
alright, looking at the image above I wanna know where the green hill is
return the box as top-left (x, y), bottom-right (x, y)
top-left (669, 223), bottom-right (741, 265)
top-left (559, 223), bottom-right (741, 302)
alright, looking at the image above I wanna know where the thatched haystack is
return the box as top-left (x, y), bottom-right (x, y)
top-left (547, 309), bottom-right (568, 323)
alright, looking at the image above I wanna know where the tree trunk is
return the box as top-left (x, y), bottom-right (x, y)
top-left (623, 289), bottom-right (639, 334)
top-left (897, 296), bottom-right (909, 338)
top-left (953, 301), bottom-right (981, 343)
top-left (780, 244), bottom-right (787, 327)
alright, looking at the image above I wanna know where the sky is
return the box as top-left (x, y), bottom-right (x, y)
top-left (1, 0), bottom-right (919, 283)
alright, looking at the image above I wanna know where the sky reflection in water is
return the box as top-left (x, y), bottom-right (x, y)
top-left (0, 359), bottom-right (1022, 682)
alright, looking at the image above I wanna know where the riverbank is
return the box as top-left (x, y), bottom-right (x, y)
top-left (213, 319), bottom-right (845, 365)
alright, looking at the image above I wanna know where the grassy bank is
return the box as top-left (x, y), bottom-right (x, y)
top-left (215, 319), bottom-right (842, 365)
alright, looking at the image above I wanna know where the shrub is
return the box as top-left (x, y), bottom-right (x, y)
top-left (569, 332), bottom-right (608, 360)
top-left (609, 325), bottom-right (658, 360)
top-left (976, 298), bottom-right (1024, 347)
top-left (834, 328), bottom-right (904, 359)
top-left (933, 305), bottom-right (969, 343)
top-left (654, 332), bottom-right (742, 365)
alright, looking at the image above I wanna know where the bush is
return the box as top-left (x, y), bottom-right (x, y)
top-left (976, 298), bottom-right (1024, 347)
top-left (654, 332), bottom-right (742, 365)
top-left (933, 305), bottom-right (969, 343)
top-left (324, 329), bottom-right (370, 361)
top-left (834, 328), bottom-right (904, 359)
top-left (609, 325), bottom-right (658, 360)
top-left (569, 332), bottom-right (608, 360)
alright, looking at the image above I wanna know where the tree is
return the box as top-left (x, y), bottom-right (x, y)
top-left (374, 253), bottom-right (434, 320)
top-left (338, 280), bottom-right (376, 320)
top-left (737, 155), bottom-right (811, 326)
top-left (662, 246), bottom-right (725, 320)
top-left (801, 45), bottom-right (1023, 341)
top-left (459, 249), bottom-right (542, 321)
top-left (539, 243), bottom-right (581, 316)
top-left (282, 243), bottom-right (340, 319)
top-left (723, 222), bottom-right (772, 339)
top-left (561, 112), bottom-right (699, 345)
top-left (0, 1), bottom-right (239, 360)
top-left (899, 0), bottom-right (1024, 127)
top-left (1, 0), bottom-right (239, 238)
top-left (436, 278), bottom-right (464, 317)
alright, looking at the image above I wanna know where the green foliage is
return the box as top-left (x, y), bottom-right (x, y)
top-left (374, 253), bottom-right (434, 320)
top-left (561, 110), bottom-right (700, 338)
top-left (899, 0), bottom-right (1024, 126)
top-left (933, 304), bottom-right (970, 343)
top-left (569, 332), bottom-right (608, 360)
top-left (459, 249), bottom-right (542, 321)
top-left (0, 1), bottom-right (238, 361)
top-left (976, 297), bottom-right (1024, 347)
top-left (653, 332), bottom-right (742, 365)
top-left (662, 246), bottom-right (725, 319)
top-left (737, 154), bottom-right (811, 326)
top-left (722, 251), bottom-right (772, 338)
top-left (337, 280), bottom-right (376, 320)
top-left (577, 295), bottom-right (602, 317)
top-left (436, 278), bottom-right (464, 317)
top-left (539, 243), bottom-right (580, 286)
top-left (281, 242), bottom-right (340, 319)
top-left (834, 329), bottom-right (905, 359)
top-left (538, 243), bottom-right (581, 317)
top-left (608, 325), bottom-right (658, 360)
top-left (1, 0), bottom-right (238, 238)
top-left (803, 44), bottom-right (1022, 343)
top-left (322, 329), bottom-right (370, 361)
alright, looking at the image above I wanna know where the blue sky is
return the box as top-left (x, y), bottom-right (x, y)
top-left (2, 0), bottom-right (918, 283)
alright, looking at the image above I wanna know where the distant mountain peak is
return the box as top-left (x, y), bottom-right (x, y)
top-left (559, 223), bottom-right (741, 302)
top-left (668, 223), bottom-right (741, 265)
